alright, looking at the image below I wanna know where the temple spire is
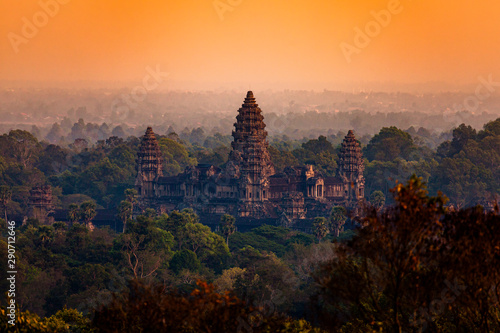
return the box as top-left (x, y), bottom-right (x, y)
top-left (135, 127), bottom-right (163, 199)
top-left (338, 130), bottom-right (365, 202)
top-left (227, 91), bottom-right (275, 214)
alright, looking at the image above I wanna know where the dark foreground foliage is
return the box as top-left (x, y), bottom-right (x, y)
top-left (315, 175), bottom-right (500, 332)
top-left (92, 280), bottom-right (323, 333)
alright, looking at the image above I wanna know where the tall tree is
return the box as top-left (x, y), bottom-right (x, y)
top-left (124, 188), bottom-right (138, 208)
top-left (8, 129), bottom-right (41, 168)
top-left (67, 203), bottom-right (80, 224)
top-left (315, 176), bottom-right (452, 331)
top-left (219, 214), bottom-right (236, 246)
top-left (329, 206), bottom-right (347, 237)
top-left (118, 200), bottom-right (133, 233)
top-left (313, 217), bottom-right (330, 242)
top-left (0, 185), bottom-right (12, 222)
top-left (364, 126), bottom-right (415, 161)
top-left (80, 201), bottom-right (97, 231)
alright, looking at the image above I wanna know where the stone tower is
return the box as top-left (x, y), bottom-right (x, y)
top-left (28, 185), bottom-right (54, 224)
top-left (227, 91), bottom-right (275, 216)
top-left (135, 127), bottom-right (163, 201)
top-left (338, 130), bottom-right (365, 204)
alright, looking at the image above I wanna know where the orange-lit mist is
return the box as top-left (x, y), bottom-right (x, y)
top-left (1, 0), bottom-right (500, 91)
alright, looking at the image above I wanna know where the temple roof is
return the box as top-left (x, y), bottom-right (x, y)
top-left (136, 126), bottom-right (163, 177)
top-left (338, 129), bottom-right (364, 175)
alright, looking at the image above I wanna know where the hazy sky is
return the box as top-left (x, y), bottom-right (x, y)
top-left (2, 0), bottom-right (500, 91)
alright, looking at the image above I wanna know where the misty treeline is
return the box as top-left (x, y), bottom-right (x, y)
top-left (1, 177), bottom-right (499, 332)
top-left (2, 89), bottom-right (499, 145)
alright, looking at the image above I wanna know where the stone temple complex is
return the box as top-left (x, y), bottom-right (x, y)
top-left (135, 91), bottom-right (364, 225)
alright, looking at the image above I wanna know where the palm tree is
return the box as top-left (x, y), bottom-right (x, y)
top-left (219, 214), bottom-right (236, 246)
top-left (37, 226), bottom-right (54, 247)
top-left (330, 206), bottom-right (347, 237)
top-left (118, 200), bottom-right (133, 233)
top-left (80, 201), bottom-right (97, 231)
top-left (0, 186), bottom-right (12, 223)
top-left (313, 217), bottom-right (329, 242)
top-left (68, 203), bottom-right (80, 224)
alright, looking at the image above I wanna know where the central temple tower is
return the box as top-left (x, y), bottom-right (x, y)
top-left (227, 91), bottom-right (275, 216)
top-left (337, 130), bottom-right (365, 204)
top-left (135, 127), bottom-right (163, 202)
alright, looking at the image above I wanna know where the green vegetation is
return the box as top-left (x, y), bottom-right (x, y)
top-left (364, 118), bottom-right (500, 207)
top-left (1, 118), bottom-right (500, 331)
top-left (2, 176), bottom-right (500, 331)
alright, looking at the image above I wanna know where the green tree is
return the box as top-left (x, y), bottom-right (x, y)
top-left (162, 209), bottom-right (199, 250)
top-left (158, 138), bottom-right (197, 176)
top-left (219, 214), bottom-right (236, 246)
top-left (8, 129), bottom-right (41, 168)
top-left (117, 216), bottom-right (174, 280)
top-left (36, 226), bottom-right (54, 248)
top-left (449, 123), bottom-right (477, 156)
top-left (120, 233), bottom-right (163, 279)
top-left (67, 203), bottom-right (80, 224)
top-left (214, 267), bottom-right (247, 292)
top-left (365, 126), bottom-right (415, 161)
top-left (80, 201), bottom-right (97, 231)
top-left (329, 206), bottom-right (347, 237)
top-left (118, 200), bottom-right (133, 233)
top-left (143, 208), bottom-right (157, 219)
top-left (124, 188), bottom-right (138, 208)
top-left (313, 217), bottom-right (329, 242)
top-left (301, 135), bottom-right (334, 155)
top-left (369, 190), bottom-right (386, 210)
top-left (169, 249), bottom-right (201, 274)
top-left (0, 185), bottom-right (12, 222)
top-left (269, 146), bottom-right (299, 172)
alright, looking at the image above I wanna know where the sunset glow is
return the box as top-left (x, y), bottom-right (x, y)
top-left (2, 0), bottom-right (500, 90)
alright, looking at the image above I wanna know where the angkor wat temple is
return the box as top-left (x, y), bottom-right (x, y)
top-left (135, 91), bottom-right (365, 225)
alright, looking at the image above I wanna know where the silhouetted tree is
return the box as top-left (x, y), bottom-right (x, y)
top-left (315, 175), bottom-right (500, 332)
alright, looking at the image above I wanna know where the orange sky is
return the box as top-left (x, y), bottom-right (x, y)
top-left (1, 0), bottom-right (500, 91)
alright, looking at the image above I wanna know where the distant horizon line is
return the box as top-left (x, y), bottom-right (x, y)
top-left (0, 79), bottom-right (488, 94)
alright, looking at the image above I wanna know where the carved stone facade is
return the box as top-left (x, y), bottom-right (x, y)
top-left (135, 91), bottom-right (365, 223)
